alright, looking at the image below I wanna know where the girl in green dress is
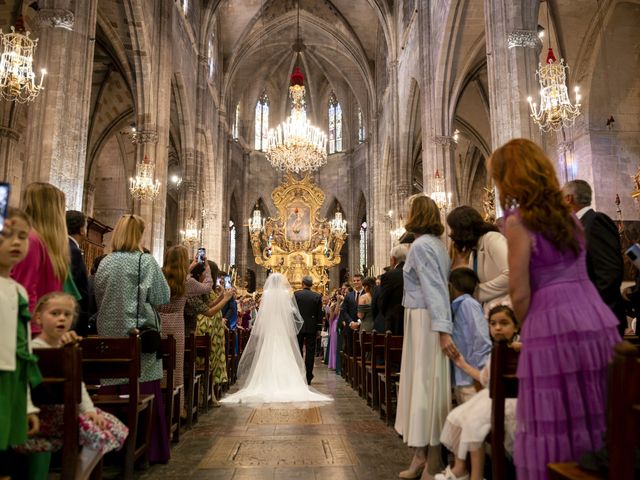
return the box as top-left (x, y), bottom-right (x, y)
top-left (0, 209), bottom-right (42, 479)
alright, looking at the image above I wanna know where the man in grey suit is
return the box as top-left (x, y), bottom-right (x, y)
top-left (294, 276), bottom-right (323, 385)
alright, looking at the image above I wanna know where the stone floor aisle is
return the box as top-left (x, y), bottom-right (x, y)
top-left (137, 359), bottom-right (412, 479)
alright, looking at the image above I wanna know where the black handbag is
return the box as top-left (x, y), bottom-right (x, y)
top-left (136, 253), bottom-right (162, 355)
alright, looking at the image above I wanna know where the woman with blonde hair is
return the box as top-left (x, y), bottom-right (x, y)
top-left (395, 194), bottom-right (456, 480)
top-left (12, 183), bottom-right (74, 326)
top-left (157, 245), bottom-right (213, 415)
top-left (489, 139), bottom-right (620, 480)
top-left (94, 214), bottom-right (171, 463)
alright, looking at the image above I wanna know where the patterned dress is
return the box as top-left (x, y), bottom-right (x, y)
top-left (157, 274), bottom-right (212, 410)
top-left (194, 291), bottom-right (228, 386)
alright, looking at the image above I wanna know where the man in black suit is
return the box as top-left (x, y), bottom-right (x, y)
top-left (342, 274), bottom-right (364, 331)
top-left (294, 276), bottom-right (323, 384)
top-left (379, 244), bottom-right (409, 335)
top-left (66, 210), bottom-right (92, 336)
top-left (563, 180), bottom-right (626, 334)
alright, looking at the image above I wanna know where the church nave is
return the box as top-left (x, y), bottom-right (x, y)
top-left (138, 361), bottom-right (410, 480)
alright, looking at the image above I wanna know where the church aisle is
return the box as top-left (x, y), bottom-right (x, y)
top-left (137, 359), bottom-right (412, 479)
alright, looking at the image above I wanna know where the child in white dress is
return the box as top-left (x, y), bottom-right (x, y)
top-left (435, 305), bottom-right (521, 480)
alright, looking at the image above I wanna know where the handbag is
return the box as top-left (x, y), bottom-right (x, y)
top-left (135, 253), bottom-right (161, 355)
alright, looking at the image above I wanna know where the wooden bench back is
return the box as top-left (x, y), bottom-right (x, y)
top-left (489, 339), bottom-right (520, 480)
top-left (32, 343), bottom-right (82, 478)
top-left (608, 340), bottom-right (640, 479)
top-left (370, 331), bottom-right (386, 363)
top-left (195, 334), bottom-right (212, 372)
top-left (384, 332), bottom-right (403, 370)
top-left (160, 335), bottom-right (176, 386)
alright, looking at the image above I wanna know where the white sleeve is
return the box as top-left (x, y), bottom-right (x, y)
top-left (79, 382), bottom-right (96, 414)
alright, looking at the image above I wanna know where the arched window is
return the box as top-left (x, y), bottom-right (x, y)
top-left (229, 220), bottom-right (236, 267)
top-left (359, 220), bottom-right (368, 273)
top-left (358, 107), bottom-right (365, 144)
top-left (207, 36), bottom-right (215, 79)
top-left (232, 103), bottom-right (240, 140)
top-left (255, 91), bottom-right (269, 151)
top-left (328, 92), bottom-right (342, 154)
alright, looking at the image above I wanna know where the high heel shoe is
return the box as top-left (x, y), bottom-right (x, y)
top-left (399, 462), bottom-right (426, 479)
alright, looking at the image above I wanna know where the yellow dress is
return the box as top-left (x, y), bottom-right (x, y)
top-left (195, 291), bottom-right (228, 385)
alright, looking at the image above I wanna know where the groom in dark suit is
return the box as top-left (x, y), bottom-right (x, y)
top-left (294, 276), bottom-right (323, 384)
top-left (563, 179), bottom-right (626, 334)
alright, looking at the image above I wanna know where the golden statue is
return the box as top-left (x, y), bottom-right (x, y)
top-left (248, 173), bottom-right (347, 291)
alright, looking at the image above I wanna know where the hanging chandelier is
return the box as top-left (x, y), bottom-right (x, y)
top-left (248, 204), bottom-right (264, 234)
top-left (0, 24), bottom-right (46, 103)
top-left (129, 155), bottom-right (160, 200)
top-left (329, 209), bottom-right (347, 235)
top-left (430, 170), bottom-right (452, 211)
top-left (266, 67), bottom-right (327, 173)
top-left (180, 217), bottom-right (200, 245)
top-left (528, 48), bottom-right (581, 132)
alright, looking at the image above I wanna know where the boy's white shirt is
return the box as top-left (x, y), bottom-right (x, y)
top-left (0, 277), bottom-right (39, 413)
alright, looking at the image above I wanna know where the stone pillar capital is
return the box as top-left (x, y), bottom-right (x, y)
top-left (36, 8), bottom-right (75, 31)
top-left (0, 126), bottom-right (21, 141)
top-left (507, 30), bottom-right (541, 49)
top-left (83, 181), bottom-right (95, 194)
top-left (131, 129), bottom-right (159, 145)
top-left (431, 135), bottom-right (454, 147)
top-left (397, 183), bottom-right (412, 197)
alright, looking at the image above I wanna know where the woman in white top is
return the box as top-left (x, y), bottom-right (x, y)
top-left (447, 206), bottom-right (510, 310)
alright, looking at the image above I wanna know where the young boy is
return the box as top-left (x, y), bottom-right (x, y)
top-left (449, 267), bottom-right (492, 404)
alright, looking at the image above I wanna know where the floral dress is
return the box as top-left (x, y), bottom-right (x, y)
top-left (192, 291), bottom-right (228, 385)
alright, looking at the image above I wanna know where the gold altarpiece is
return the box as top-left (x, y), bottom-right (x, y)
top-left (249, 173), bottom-right (347, 291)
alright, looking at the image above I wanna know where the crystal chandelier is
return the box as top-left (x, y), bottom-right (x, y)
top-left (329, 209), bottom-right (347, 235)
top-left (430, 170), bottom-right (452, 211)
top-left (129, 155), bottom-right (160, 200)
top-left (527, 48), bottom-right (581, 132)
top-left (0, 25), bottom-right (46, 103)
top-left (266, 67), bottom-right (327, 173)
top-left (180, 217), bottom-right (199, 245)
top-left (248, 204), bottom-right (264, 234)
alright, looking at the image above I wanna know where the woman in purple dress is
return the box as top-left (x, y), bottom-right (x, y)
top-left (489, 139), bottom-right (620, 480)
top-left (327, 293), bottom-right (341, 370)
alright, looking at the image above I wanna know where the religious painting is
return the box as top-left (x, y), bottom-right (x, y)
top-left (286, 205), bottom-right (311, 241)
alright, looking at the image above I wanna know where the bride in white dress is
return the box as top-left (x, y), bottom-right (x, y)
top-left (220, 273), bottom-right (333, 404)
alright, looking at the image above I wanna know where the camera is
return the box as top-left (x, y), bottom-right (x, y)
top-left (197, 247), bottom-right (206, 264)
top-left (625, 243), bottom-right (640, 270)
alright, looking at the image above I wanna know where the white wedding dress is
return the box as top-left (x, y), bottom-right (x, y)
top-left (220, 273), bottom-right (333, 404)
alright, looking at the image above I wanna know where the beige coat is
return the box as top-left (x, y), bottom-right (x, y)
top-left (468, 231), bottom-right (510, 308)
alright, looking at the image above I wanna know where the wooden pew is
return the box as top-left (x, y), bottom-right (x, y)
top-left (340, 326), bottom-right (350, 381)
top-left (365, 332), bottom-right (386, 409)
top-left (350, 329), bottom-right (362, 390)
top-left (81, 331), bottom-right (154, 480)
top-left (238, 328), bottom-right (251, 359)
top-left (225, 329), bottom-right (238, 385)
top-left (489, 339), bottom-right (520, 480)
top-left (32, 343), bottom-right (82, 479)
top-left (195, 334), bottom-right (213, 411)
top-left (183, 333), bottom-right (201, 428)
top-left (548, 340), bottom-right (640, 480)
top-left (160, 335), bottom-right (181, 442)
top-left (357, 331), bottom-right (372, 398)
top-left (378, 332), bottom-right (403, 425)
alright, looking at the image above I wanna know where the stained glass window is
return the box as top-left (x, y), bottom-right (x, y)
top-left (328, 92), bottom-right (342, 154)
top-left (208, 36), bottom-right (215, 79)
top-left (359, 221), bottom-right (367, 273)
top-left (182, 0), bottom-right (189, 15)
top-left (229, 220), bottom-right (236, 267)
top-left (358, 107), bottom-right (365, 143)
top-left (254, 91), bottom-right (269, 151)
top-left (232, 103), bottom-right (240, 139)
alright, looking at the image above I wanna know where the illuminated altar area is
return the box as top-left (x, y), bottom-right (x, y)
top-left (248, 173), bottom-right (347, 291)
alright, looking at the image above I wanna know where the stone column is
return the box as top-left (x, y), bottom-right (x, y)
top-left (0, 125), bottom-right (22, 203)
top-left (82, 181), bottom-right (95, 217)
top-left (25, 0), bottom-right (98, 210)
top-left (484, 0), bottom-right (542, 148)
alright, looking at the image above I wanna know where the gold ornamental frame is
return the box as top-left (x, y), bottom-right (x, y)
top-left (249, 173), bottom-right (347, 291)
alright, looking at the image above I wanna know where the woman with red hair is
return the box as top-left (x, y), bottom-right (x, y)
top-left (489, 139), bottom-right (620, 479)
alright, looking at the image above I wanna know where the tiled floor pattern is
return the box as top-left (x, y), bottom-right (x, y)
top-left (138, 360), bottom-right (412, 479)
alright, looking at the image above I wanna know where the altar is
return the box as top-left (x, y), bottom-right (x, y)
top-left (248, 173), bottom-right (347, 291)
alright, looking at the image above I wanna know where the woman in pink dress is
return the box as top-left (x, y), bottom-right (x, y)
top-left (327, 293), bottom-right (341, 370)
top-left (11, 183), bottom-right (70, 332)
top-left (489, 139), bottom-right (620, 479)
